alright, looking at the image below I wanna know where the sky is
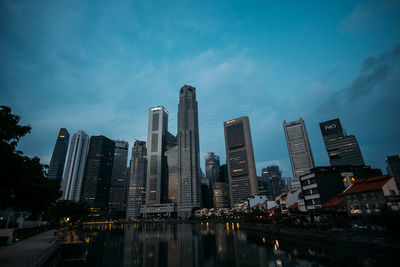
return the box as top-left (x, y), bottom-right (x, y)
top-left (1, 0), bottom-right (399, 176)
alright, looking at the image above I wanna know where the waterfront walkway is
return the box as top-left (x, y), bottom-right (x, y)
top-left (0, 229), bottom-right (59, 267)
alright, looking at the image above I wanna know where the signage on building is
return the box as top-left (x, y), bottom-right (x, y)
top-left (319, 118), bottom-right (343, 137)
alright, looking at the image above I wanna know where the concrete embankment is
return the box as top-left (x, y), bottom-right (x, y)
top-left (238, 223), bottom-right (400, 251)
top-left (0, 229), bottom-right (60, 267)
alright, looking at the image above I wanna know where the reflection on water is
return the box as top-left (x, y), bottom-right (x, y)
top-left (81, 223), bottom-right (396, 267)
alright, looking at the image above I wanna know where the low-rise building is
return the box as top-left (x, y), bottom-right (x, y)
top-left (343, 175), bottom-right (399, 214)
top-left (300, 166), bottom-right (382, 211)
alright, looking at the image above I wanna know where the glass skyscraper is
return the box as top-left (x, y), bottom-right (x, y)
top-left (48, 128), bottom-right (70, 180)
top-left (177, 85), bottom-right (201, 216)
top-left (81, 135), bottom-right (115, 219)
top-left (320, 118), bottom-right (365, 166)
top-left (108, 140), bottom-right (129, 219)
top-left (126, 141), bottom-right (147, 220)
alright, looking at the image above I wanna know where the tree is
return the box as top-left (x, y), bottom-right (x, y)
top-left (44, 200), bottom-right (89, 228)
top-left (0, 105), bottom-right (61, 218)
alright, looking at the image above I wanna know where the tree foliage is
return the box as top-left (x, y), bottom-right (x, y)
top-left (44, 200), bottom-right (89, 228)
top-left (0, 105), bottom-right (61, 218)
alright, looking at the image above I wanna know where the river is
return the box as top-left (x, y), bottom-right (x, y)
top-left (76, 222), bottom-right (396, 266)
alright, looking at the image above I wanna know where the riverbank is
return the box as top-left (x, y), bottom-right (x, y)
top-left (237, 223), bottom-right (400, 252)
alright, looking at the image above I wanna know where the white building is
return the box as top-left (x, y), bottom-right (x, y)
top-left (60, 130), bottom-right (89, 201)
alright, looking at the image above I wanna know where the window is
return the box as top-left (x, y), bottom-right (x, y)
top-left (361, 194), bottom-right (366, 200)
top-left (370, 192), bottom-right (376, 199)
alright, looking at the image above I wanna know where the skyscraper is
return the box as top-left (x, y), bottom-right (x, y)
top-left (145, 106), bottom-right (169, 205)
top-left (108, 140), bottom-right (129, 219)
top-left (224, 116), bottom-right (258, 206)
top-left (205, 152), bottom-right (220, 187)
top-left (81, 136), bottom-right (115, 219)
top-left (283, 118), bottom-right (315, 190)
top-left (166, 145), bottom-right (179, 203)
top-left (320, 118), bottom-right (365, 166)
top-left (386, 155), bottom-right (400, 188)
top-left (48, 128), bottom-right (70, 180)
top-left (260, 165), bottom-right (285, 197)
top-left (126, 140), bottom-right (147, 220)
top-left (177, 85), bottom-right (201, 216)
top-left (61, 130), bottom-right (89, 201)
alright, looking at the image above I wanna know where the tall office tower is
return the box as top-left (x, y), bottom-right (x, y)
top-left (224, 116), bottom-right (258, 206)
top-left (145, 106), bottom-right (170, 205)
top-left (177, 85), bottom-right (201, 216)
top-left (386, 155), bottom-right (400, 188)
top-left (166, 145), bottom-right (179, 203)
top-left (205, 152), bottom-right (220, 187)
top-left (108, 140), bottom-right (129, 219)
top-left (61, 130), bottom-right (89, 201)
top-left (320, 118), bottom-right (365, 166)
top-left (81, 136), bottom-right (115, 219)
top-left (283, 118), bottom-right (315, 190)
top-left (126, 140), bottom-right (147, 220)
top-left (48, 128), bottom-right (70, 180)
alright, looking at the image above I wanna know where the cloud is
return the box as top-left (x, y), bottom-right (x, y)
top-left (340, 0), bottom-right (400, 34)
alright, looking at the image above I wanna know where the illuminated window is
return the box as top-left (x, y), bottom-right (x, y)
top-left (342, 177), bottom-right (347, 183)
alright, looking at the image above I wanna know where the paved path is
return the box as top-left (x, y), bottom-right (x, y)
top-left (0, 229), bottom-right (59, 267)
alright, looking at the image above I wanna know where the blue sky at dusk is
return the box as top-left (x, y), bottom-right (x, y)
top-left (1, 0), bottom-right (399, 176)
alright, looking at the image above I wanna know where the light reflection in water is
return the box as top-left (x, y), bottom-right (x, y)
top-left (80, 223), bottom-right (395, 267)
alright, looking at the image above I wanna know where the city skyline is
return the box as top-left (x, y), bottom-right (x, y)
top-left (1, 1), bottom-right (400, 175)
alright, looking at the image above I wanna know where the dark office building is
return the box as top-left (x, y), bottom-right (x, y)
top-left (108, 140), bottom-right (129, 219)
top-left (300, 165), bottom-right (382, 210)
top-left (177, 85), bottom-right (201, 216)
top-left (224, 116), bottom-right (258, 206)
top-left (261, 165), bottom-right (285, 197)
top-left (81, 136), bottom-right (115, 219)
top-left (320, 118), bottom-right (365, 166)
top-left (386, 155), bottom-right (400, 188)
top-left (126, 140), bottom-right (147, 220)
top-left (218, 164), bottom-right (228, 183)
top-left (48, 128), bottom-right (70, 180)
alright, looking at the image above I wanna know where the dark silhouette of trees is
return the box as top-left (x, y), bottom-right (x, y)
top-left (0, 105), bottom-right (61, 219)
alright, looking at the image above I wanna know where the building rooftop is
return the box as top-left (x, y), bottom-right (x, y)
top-left (324, 192), bottom-right (346, 208)
top-left (343, 175), bottom-right (392, 195)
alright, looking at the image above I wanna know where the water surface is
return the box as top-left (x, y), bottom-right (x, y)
top-left (80, 223), bottom-right (396, 266)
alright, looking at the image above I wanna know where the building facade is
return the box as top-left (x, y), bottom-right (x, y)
top-left (48, 128), bottom-right (70, 180)
top-left (213, 182), bottom-right (230, 208)
top-left (320, 118), bottom-right (365, 166)
top-left (81, 136), bottom-right (115, 219)
top-left (177, 85), bottom-right (201, 216)
top-left (108, 140), bottom-right (129, 219)
top-left (61, 130), bottom-right (89, 201)
top-left (386, 155), bottom-right (400, 189)
top-left (166, 145), bottom-right (179, 203)
top-left (283, 118), bottom-right (315, 190)
top-left (205, 152), bottom-right (220, 187)
top-left (300, 166), bottom-right (382, 210)
top-left (224, 116), bottom-right (258, 206)
top-left (344, 175), bottom-right (399, 214)
top-left (145, 106), bottom-right (169, 205)
top-left (126, 140), bottom-right (147, 220)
